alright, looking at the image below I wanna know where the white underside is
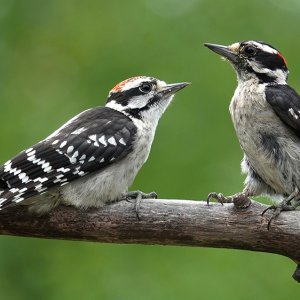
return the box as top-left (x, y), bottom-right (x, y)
top-left (230, 80), bottom-right (300, 197)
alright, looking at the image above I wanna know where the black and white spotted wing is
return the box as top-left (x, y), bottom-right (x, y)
top-left (0, 107), bottom-right (137, 208)
top-left (266, 84), bottom-right (300, 136)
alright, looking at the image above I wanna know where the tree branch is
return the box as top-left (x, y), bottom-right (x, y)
top-left (0, 198), bottom-right (300, 281)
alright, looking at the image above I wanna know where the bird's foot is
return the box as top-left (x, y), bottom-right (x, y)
top-left (125, 190), bottom-right (158, 201)
top-left (262, 197), bottom-right (300, 230)
top-left (207, 192), bottom-right (234, 205)
top-left (207, 192), bottom-right (251, 208)
top-left (124, 190), bottom-right (157, 220)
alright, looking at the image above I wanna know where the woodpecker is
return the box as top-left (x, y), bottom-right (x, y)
top-left (204, 40), bottom-right (300, 225)
top-left (0, 76), bottom-right (189, 215)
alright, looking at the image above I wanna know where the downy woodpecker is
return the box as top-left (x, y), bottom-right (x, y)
top-left (205, 40), bottom-right (300, 225)
top-left (0, 76), bottom-right (189, 214)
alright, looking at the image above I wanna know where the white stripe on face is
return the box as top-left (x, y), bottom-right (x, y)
top-left (251, 41), bottom-right (277, 54)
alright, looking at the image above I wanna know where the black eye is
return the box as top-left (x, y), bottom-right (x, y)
top-left (243, 45), bottom-right (257, 56)
top-left (139, 83), bottom-right (152, 93)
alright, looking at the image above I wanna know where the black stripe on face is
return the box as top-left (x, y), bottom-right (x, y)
top-left (124, 95), bottom-right (162, 119)
top-left (240, 41), bottom-right (288, 72)
top-left (106, 80), bottom-right (157, 106)
top-left (106, 87), bottom-right (144, 106)
top-left (245, 66), bottom-right (276, 84)
top-left (254, 51), bottom-right (287, 71)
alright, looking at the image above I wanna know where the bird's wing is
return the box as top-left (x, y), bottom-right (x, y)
top-left (0, 107), bottom-right (137, 208)
top-left (265, 84), bottom-right (300, 136)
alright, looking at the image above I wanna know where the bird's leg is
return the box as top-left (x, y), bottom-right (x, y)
top-left (123, 190), bottom-right (157, 220)
top-left (262, 190), bottom-right (300, 230)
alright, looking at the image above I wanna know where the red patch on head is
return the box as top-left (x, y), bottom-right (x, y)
top-left (111, 76), bottom-right (142, 93)
top-left (277, 52), bottom-right (288, 67)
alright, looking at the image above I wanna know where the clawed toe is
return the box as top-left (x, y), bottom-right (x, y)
top-left (124, 190), bottom-right (158, 220)
top-left (125, 190), bottom-right (157, 200)
top-left (261, 205), bottom-right (276, 217)
top-left (262, 198), bottom-right (298, 230)
top-left (147, 192), bottom-right (158, 199)
top-left (207, 192), bottom-right (224, 205)
top-left (207, 192), bottom-right (233, 205)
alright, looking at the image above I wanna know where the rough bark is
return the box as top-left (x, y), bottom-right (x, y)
top-left (0, 198), bottom-right (299, 281)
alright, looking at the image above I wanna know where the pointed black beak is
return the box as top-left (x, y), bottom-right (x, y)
top-left (204, 43), bottom-right (239, 63)
top-left (161, 82), bottom-right (190, 96)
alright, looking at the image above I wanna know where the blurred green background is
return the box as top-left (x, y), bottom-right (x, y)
top-left (0, 0), bottom-right (300, 299)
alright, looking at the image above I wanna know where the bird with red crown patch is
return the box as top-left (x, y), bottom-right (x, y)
top-left (205, 40), bottom-right (300, 228)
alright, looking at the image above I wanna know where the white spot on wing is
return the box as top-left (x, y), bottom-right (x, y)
top-left (69, 157), bottom-right (77, 164)
top-left (41, 162), bottom-right (50, 169)
top-left (289, 108), bottom-right (299, 120)
top-left (18, 172), bottom-right (30, 183)
top-left (67, 146), bottom-right (74, 154)
top-left (44, 166), bottom-right (52, 173)
top-left (14, 197), bottom-right (25, 203)
top-left (79, 154), bottom-right (86, 160)
top-left (119, 138), bottom-right (126, 145)
top-left (41, 162), bottom-right (52, 173)
top-left (72, 151), bottom-right (79, 158)
top-left (108, 137), bottom-right (117, 146)
top-left (89, 135), bottom-right (97, 141)
top-left (71, 127), bottom-right (86, 135)
top-left (53, 174), bottom-right (65, 183)
top-left (52, 140), bottom-right (59, 145)
top-left (60, 141), bottom-right (67, 148)
top-left (57, 167), bottom-right (70, 173)
top-left (4, 162), bottom-right (22, 176)
top-left (99, 136), bottom-right (107, 147)
top-left (27, 149), bottom-right (36, 157)
top-left (33, 177), bottom-right (48, 183)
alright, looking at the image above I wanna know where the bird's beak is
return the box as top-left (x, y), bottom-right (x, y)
top-left (204, 43), bottom-right (239, 64)
top-left (160, 82), bottom-right (190, 96)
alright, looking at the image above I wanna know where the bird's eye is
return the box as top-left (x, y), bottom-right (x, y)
top-left (139, 83), bottom-right (152, 93)
top-left (243, 45), bottom-right (257, 56)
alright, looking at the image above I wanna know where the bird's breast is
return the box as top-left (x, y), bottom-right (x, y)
top-left (229, 83), bottom-right (299, 194)
top-left (61, 122), bottom-right (156, 207)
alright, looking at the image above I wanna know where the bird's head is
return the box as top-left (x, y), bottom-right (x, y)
top-left (106, 76), bottom-right (189, 123)
top-left (204, 41), bottom-right (289, 84)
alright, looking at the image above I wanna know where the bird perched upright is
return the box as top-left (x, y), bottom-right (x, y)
top-left (204, 40), bottom-right (300, 224)
top-left (0, 76), bottom-right (189, 215)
